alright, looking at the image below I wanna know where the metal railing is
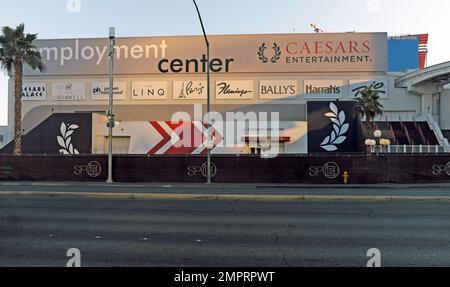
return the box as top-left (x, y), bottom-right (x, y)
top-left (387, 145), bottom-right (447, 154)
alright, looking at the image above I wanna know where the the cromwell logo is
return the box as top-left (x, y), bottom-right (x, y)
top-left (258, 43), bottom-right (282, 63)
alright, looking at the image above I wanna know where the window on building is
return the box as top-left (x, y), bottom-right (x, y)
top-left (103, 136), bottom-right (131, 154)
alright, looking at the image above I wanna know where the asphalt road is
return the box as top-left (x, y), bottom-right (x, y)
top-left (1, 194), bottom-right (450, 267)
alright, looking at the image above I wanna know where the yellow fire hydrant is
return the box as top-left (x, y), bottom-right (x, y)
top-left (343, 171), bottom-right (349, 184)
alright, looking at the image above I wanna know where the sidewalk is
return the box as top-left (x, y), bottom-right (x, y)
top-left (0, 181), bottom-right (450, 202)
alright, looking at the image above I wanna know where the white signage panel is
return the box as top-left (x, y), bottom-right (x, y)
top-left (259, 80), bottom-right (298, 100)
top-left (173, 81), bottom-right (207, 100)
top-left (303, 80), bottom-right (344, 98)
top-left (22, 82), bottom-right (47, 101)
top-left (25, 33), bottom-right (387, 76)
top-left (52, 82), bottom-right (86, 101)
top-left (350, 79), bottom-right (388, 98)
top-left (215, 80), bottom-right (254, 100)
top-left (91, 81), bottom-right (126, 100)
top-left (131, 81), bottom-right (168, 100)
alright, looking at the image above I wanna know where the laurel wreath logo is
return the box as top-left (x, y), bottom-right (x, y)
top-left (320, 103), bottom-right (349, 152)
top-left (257, 43), bottom-right (282, 63)
top-left (57, 122), bottom-right (80, 155)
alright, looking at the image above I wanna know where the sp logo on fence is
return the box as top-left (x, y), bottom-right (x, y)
top-left (74, 161), bottom-right (102, 178)
top-left (187, 163), bottom-right (217, 178)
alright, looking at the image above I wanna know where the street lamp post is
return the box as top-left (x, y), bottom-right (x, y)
top-left (107, 27), bottom-right (116, 183)
top-left (193, 0), bottom-right (212, 184)
top-left (374, 130), bottom-right (382, 156)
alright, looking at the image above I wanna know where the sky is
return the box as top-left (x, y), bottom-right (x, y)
top-left (1, 0), bottom-right (450, 125)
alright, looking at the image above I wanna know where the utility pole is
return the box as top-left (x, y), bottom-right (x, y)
top-left (193, 0), bottom-right (213, 184)
top-left (107, 27), bottom-right (116, 183)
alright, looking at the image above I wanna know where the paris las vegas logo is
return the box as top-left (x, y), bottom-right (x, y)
top-left (257, 42), bottom-right (282, 63)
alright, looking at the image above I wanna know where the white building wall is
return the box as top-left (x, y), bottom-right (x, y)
top-left (440, 89), bottom-right (450, 130)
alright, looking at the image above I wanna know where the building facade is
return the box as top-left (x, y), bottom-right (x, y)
top-left (0, 32), bottom-right (449, 155)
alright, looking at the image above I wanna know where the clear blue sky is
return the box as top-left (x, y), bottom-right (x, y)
top-left (1, 0), bottom-right (450, 125)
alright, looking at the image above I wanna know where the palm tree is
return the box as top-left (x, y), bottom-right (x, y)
top-left (353, 87), bottom-right (384, 136)
top-left (0, 24), bottom-right (45, 155)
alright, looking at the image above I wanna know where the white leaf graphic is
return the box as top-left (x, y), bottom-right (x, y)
top-left (339, 123), bottom-right (349, 135)
top-left (331, 118), bottom-right (340, 125)
top-left (334, 136), bottom-right (347, 144)
top-left (322, 145), bottom-right (338, 152)
top-left (339, 111), bottom-right (346, 125)
top-left (60, 123), bottom-right (67, 137)
top-left (330, 103), bottom-right (338, 115)
top-left (320, 136), bottom-right (330, 146)
top-left (320, 103), bottom-right (350, 152)
top-left (333, 124), bottom-right (340, 135)
top-left (57, 136), bottom-right (66, 148)
top-left (330, 131), bottom-right (336, 142)
top-left (65, 137), bottom-right (71, 148)
top-left (57, 122), bottom-right (80, 155)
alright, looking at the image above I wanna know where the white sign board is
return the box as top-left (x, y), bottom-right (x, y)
top-left (52, 82), bottom-right (86, 101)
top-left (259, 80), bottom-right (298, 100)
top-left (173, 81), bottom-right (207, 100)
top-left (303, 80), bottom-right (344, 98)
top-left (22, 82), bottom-right (47, 101)
top-left (350, 79), bottom-right (388, 98)
top-left (215, 81), bottom-right (254, 100)
top-left (91, 81), bottom-right (126, 100)
top-left (131, 81), bottom-right (168, 100)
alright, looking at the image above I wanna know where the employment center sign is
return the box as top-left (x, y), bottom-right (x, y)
top-left (24, 32), bottom-right (387, 76)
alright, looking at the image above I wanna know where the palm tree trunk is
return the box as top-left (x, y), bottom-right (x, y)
top-left (13, 60), bottom-right (23, 156)
top-left (365, 115), bottom-right (372, 138)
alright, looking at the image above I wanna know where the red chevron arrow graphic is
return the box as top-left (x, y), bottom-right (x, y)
top-left (148, 121), bottom-right (223, 155)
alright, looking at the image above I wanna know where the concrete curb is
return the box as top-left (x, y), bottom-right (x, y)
top-left (1, 191), bottom-right (450, 203)
top-left (2, 181), bottom-right (450, 190)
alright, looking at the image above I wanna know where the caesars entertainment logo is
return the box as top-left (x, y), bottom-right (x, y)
top-left (257, 43), bottom-right (282, 64)
top-left (257, 39), bottom-right (373, 65)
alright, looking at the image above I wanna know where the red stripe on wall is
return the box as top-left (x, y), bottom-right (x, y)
top-left (415, 34), bottom-right (429, 69)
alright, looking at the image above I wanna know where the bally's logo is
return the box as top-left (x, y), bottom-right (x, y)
top-left (320, 103), bottom-right (349, 152)
top-left (257, 43), bottom-right (282, 64)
